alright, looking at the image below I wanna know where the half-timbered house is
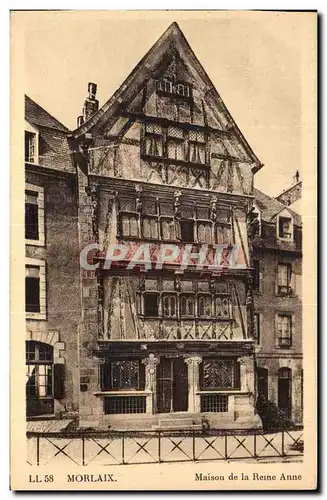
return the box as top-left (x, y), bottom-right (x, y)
top-left (70, 22), bottom-right (263, 429)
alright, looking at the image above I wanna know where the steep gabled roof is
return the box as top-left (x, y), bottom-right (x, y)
top-left (71, 22), bottom-right (261, 171)
top-left (25, 95), bottom-right (68, 132)
top-left (254, 187), bottom-right (301, 226)
top-left (25, 95), bottom-right (75, 174)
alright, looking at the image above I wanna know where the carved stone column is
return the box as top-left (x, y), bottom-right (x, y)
top-left (142, 354), bottom-right (160, 414)
top-left (184, 356), bottom-right (202, 413)
top-left (238, 356), bottom-right (255, 393)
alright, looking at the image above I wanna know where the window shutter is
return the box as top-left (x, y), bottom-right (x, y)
top-left (234, 361), bottom-right (241, 390)
top-left (53, 364), bottom-right (65, 400)
top-left (139, 362), bottom-right (146, 390)
top-left (291, 270), bottom-right (296, 295)
top-left (291, 315), bottom-right (295, 346)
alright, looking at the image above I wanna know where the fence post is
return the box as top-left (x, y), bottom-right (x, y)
top-left (121, 432), bottom-right (125, 465)
top-left (82, 436), bottom-right (85, 466)
top-left (253, 433), bottom-right (257, 459)
top-left (224, 434), bottom-right (228, 460)
top-left (281, 430), bottom-right (285, 457)
top-left (158, 431), bottom-right (161, 464)
top-left (192, 429), bottom-right (196, 462)
top-left (36, 436), bottom-right (40, 466)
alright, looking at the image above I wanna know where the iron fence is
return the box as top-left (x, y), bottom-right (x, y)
top-left (26, 427), bottom-right (303, 467)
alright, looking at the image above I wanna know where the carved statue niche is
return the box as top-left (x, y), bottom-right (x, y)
top-left (173, 190), bottom-right (182, 220)
top-left (86, 182), bottom-right (99, 243)
top-left (135, 184), bottom-right (143, 213)
top-left (210, 195), bottom-right (218, 222)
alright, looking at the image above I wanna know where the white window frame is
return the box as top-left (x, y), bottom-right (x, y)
top-left (275, 311), bottom-right (292, 348)
top-left (25, 183), bottom-right (45, 247)
top-left (276, 262), bottom-right (294, 296)
top-left (25, 120), bottom-right (39, 165)
top-left (276, 208), bottom-right (294, 242)
top-left (25, 258), bottom-right (46, 320)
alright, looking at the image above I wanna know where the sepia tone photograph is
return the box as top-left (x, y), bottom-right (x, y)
top-left (10, 10), bottom-right (317, 490)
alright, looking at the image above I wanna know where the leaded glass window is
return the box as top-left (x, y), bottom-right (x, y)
top-left (198, 294), bottom-right (212, 317)
top-left (201, 359), bottom-right (238, 389)
top-left (161, 218), bottom-right (176, 240)
top-left (215, 296), bottom-right (231, 319)
top-left (121, 214), bottom-right (139, 237)
top-left (142, 217), bottom-right (158, 239)
top-left (163, 294), bottom-right (177, 318)
top-left (111, 360), bottom-right (140, 390)
top-left (180, 294), bottom-right (195, 317)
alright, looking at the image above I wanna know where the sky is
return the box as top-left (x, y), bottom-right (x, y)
top-left (20, 11), bottom-right (307, 198)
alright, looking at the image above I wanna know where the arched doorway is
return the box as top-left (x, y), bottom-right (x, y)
top-left (26, 341), bottom-right (54, 416)
top-left (278, 367), bottom-right (292, 419)
top-left (257, 367), bottom-right (268, 401)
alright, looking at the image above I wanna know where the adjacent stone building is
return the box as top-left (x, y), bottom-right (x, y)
top-left (24, 22), bottom-right (302, 429)
top-left (25, 96), bottom-right (80, 419)
top-left (252, 187), bottom-right (302, 424)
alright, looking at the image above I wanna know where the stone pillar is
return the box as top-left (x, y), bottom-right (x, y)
top-left (184, 356), bottom-right (202, 413)
top-left (238, 356), bottom-right (255, 394)
top-left (142, 354), bottom-right (159, 414)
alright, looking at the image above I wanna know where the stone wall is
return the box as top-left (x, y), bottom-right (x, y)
top-left (25, 170), bottom-right (81, 415)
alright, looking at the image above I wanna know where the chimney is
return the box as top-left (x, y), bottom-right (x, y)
top-left (77, 115), bottom-right (84, 127)
top-left (82, 82), bottom-right (99, 123)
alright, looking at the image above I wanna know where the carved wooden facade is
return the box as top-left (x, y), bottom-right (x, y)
top-left (72, 22), bottom-right (262, 429)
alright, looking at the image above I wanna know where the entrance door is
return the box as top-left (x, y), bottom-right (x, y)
top-left (278, 367), bottom-right (292, 419)
top-left (257, 367), bottom-right (268, 401)
top-left (156, 357), bottom-right (188, 413)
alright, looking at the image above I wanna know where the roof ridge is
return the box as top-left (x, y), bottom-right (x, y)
top-left (25, 95), bottom-right (69, 132)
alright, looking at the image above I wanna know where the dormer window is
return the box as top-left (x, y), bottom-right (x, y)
top-left (25, 131), bottom-right (36, 163)
top-left (278, 216), bottom-right (292, 240)
top-left (276, 209), bottom-right (294, 242)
